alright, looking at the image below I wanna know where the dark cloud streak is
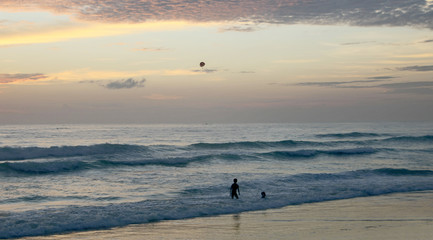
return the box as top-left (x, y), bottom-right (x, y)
top-left (367, 76), bottom-right (397, 80)
top-left (379, 81), bottom-right (433, 95)
top-left (396, 65), bottom-right (433, 71)
top-left (378, 81), bottom-right (433, 89)
top-left (296, 79), bottom-right (433, 95)
top-left (296, 79), bottom-right (387, 88)
top-left (0, 73), bottom-right (48, 83)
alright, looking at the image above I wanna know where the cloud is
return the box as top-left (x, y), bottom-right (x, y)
top-left (378, 81), bottom-right (433, 89)
top-left (0, 18), bottom-right (190, 47)
top-left (378, 81), bottom-right (433, 95)
top-left (297, 81), bottom-right (349, 87)
top-left (386, 87), bottom-right (433, 95)
top-left (388, 88), bottom-right (433, 95)
top-left (79, 80), bottom-right (99, 84)
top-left (104, 78), bottom-right (146, 89)
top-left (367, 76), bottom-right (397, 80)
top-left (191, 69), bottom-right (218, 74)
top-left (219, 25), bottom-right (260, 32)
top-left (396, 65), bottom-right (433, 71)
top-left (296, 78), bottom-right (433, 95)
top-left (341, 41), bottom-right (376, 46)
top-left (296, 78), bottom-right (387, 88)
top-left (0, 73), bottom-right (48, 83)
top-left (1, 0), bottom-right (433, 29)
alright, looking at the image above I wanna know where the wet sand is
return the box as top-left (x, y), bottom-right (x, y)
top-left (20, 191), bottom-right (433, 240)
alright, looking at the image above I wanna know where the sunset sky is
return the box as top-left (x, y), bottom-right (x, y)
top-left (1, 0), bottom-right (433, 124)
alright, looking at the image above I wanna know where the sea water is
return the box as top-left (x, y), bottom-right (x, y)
top-left (1, 123), bottom-right (433, 238)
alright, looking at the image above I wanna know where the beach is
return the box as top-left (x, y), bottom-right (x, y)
top-left (19, 191), bottom-right (433, 240)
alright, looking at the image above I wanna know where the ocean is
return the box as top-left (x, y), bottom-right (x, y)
top-left (1, 122), bottom-right (433, 239)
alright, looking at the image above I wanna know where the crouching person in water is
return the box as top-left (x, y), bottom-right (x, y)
top-left (230, 178), bottom-right (240, 199)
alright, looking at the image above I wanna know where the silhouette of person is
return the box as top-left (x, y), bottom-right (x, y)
top-left (230, 178), bottom-right (240, 199)
top-left (261, 192), bottom-right (266, 198)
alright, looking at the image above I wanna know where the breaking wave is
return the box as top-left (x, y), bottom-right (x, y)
top-left (0, 144), bottom-right (148, 161)
top-left (316, 132), bottom-right (390, 138)
top-left (0, 146), bottom-right (380, 175)
top-left (1, 168), bottom-right (432, 239)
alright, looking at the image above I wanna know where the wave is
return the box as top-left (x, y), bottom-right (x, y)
top-left (1, 134), bottom-right (431, 176)
top-left (190, 135), bottom-right (433, 150)
top-left (370, 168), bottom-right (433, 176)
top-left (0, 144), bottom-right (149, 161)
top-left (315, 133), bottom-right (433, 145)
top-left (316, 132), bottom-right (390, 138)
top-left (0, 153), bottom-right (245, 175)
top-left (260, 147), bottom-right (377, 159)
top-left (190, 139), bottom-right (324, 149)
top-left (2, 134), bottom-right (432, 162)
top-left (0, 195), bottom-right (121, 205)
top-left (0, 160), bottom-right (91, 174)
top-left (382, 135), bottom-right (433, 143)
top-left (290, 168), bottom-right (433, 181)
top-left (0, 147), bottom-right (379, 175)
top-left (0, 158), bottom-right (188, 175)
top-left (1, 168), bottom-right (432, 239)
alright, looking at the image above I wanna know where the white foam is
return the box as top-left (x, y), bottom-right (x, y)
top-left (1, 168), bottom-right (433, 239)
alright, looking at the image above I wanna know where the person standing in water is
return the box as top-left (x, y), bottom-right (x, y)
top-left (230, 178), bottom-right (240, 199)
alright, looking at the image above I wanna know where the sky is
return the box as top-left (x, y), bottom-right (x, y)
top-left (1, 0), bottom-right (433, 124)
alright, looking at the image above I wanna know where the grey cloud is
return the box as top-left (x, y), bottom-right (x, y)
top-left (79, 80), bottom-right (98, 84)
top-left (219, 25), bottom-right (259, 32)
top-left (296, 79), bottom-right (386, 88)
top-left (297, 79), bottom-right (433, 95)
top-left (367, 76), bottom-right (397, 80)
top-left (2, 0), bottom-right (433, 29)
top-left (105, 78), bottom-right (146, 89)
top-left (297, 81), bottom-right (347, 87)
top-left (0, 73), bottom-right (48, 83)
top-left (422, 39), bottom-right (433, 43)
top-left (378, 81), bottom-right (433, 89)
top-left (341, 41), bottom-right (376, 46)
top-left (396, 65), bottom-right (433, 71)
top-left (191, 69), bottom-right (218, 73)
top-left (387, 87), bottom-right (433, 94)
top-left (378, 81), bottom-right (433, 95)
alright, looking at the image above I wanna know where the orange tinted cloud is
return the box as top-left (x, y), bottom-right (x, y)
top-left (0, 20), bottom-right (191, 47)
top-left (0, 73), bottom-right (48, 84)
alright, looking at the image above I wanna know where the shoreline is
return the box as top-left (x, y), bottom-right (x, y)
top-left (20, 191), bottom-right (433, 240)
